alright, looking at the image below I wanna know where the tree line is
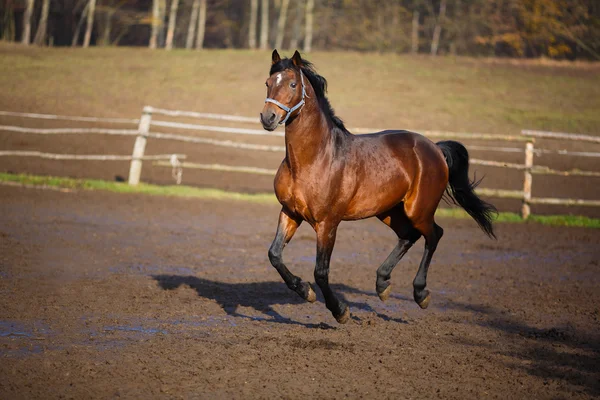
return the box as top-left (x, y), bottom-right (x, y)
top-left (1, 0), bottom-right (598, 59)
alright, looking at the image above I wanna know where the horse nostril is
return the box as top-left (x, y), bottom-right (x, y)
top-left (268, 114), bottom-right (276, 123)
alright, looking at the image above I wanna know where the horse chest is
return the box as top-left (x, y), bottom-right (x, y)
top-left (275, 181), bottom-right (311, 219)
top-left (274, 171), bottom-right (327, 222)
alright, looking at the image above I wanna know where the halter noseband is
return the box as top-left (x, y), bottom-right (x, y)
top-left (264, 69), bottom-right (307, 125)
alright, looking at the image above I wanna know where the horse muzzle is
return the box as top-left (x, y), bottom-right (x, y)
top-left (260, 111), bottom-right (280, 131)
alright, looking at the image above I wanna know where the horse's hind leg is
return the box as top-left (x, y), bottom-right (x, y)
top-left (410, 219), bottom-right (444, 309)
top-left (376, 206), bottom-right (421, 301)
top-left (268, 208), bottom-right (316, 302)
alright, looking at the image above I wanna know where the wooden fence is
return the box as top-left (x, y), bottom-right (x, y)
top-left (0, 108), bottom-right (186, 184)
top-left (141, 106), bottom-right (600, 219)
top-left (1, 107), bottom-right (599, 219)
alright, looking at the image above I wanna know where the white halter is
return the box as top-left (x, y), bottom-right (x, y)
top-left (264, 69), bottom-right (307, 125)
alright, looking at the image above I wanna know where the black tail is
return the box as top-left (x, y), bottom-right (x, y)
top-left (437, 140), bottom-right (498, 239)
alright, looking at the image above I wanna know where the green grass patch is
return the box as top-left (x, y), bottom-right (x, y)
top-left (2, 172), bottom-right (599, 229)
top-left (436, 207), bottom-right (600, 228)
top-left (528, 214), bottom-right (600, 229)
top-left (0, 173), bottom-right (278, 204)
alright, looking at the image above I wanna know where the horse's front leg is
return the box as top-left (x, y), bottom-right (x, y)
top-left (314, 220), bottom-right (349, 324)
top-left (268, 208), bottom-right (316, 302)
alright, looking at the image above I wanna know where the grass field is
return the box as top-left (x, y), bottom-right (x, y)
top-left (1, 43), bottom-right (599, 135)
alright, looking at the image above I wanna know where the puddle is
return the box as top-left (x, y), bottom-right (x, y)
top-left (171, 316), bottom-right (238, 328)
top-left (0, 320), bottom-right (51, 338)
top-left (0, 320), bottom-right (52, 358)
top-left (0, 321), bottom-right (32, 338)
top-left (82, 315), bottom-right (239, 342)
top-left (102, 325), bottom-right (168, 335)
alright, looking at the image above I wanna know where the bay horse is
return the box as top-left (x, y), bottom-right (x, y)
top-left (260, 50), bottom-right (496, 324)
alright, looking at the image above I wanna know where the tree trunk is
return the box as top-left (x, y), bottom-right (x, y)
top-left (83, 0), bottom-right (97, 48)
top-left (2, 2), bottom-right (16, 41)
top-left (157, 0), bottom-right (167, 47)
top-left (249, 0), bottom-right (258, 49)
top-left (149, 0), bottom-right (160, 48)
top-left (72, 2), bottom-right (89, 46)
top-left (33, 0), bottom-right (50, 46)
top-left (101, 8), bottom-right (114, 46)
top-left (430, 0), bottom-right (446, 56)
top-left (259, 0), bottom-right (269, 50)
top-left (185, 0), bottom-right (200, 49)
top-left (289, 0), bottom-right (302, 50)
top-left (303, 0), bottom-right (313, 52)
top-left (411, 10), bottom-right (419, 54)
top-left (195, 0), bottom-right (206, 49)
top-left (454, 0), bottom-right (464, 55)
top-left (22, 0), bottom-right (35, 45)
top-left (392, 4), bottom-right (399, 50)
top-left (274, 0), bottom-right (289, 49)
top-left (165, 0), bottom-right (180, 50)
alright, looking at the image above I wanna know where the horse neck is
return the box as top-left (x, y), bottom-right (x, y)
top-left (284, 95), bottom-right (336, 171)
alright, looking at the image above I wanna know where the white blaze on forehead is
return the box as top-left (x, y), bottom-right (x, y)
top-left (275, 73), bottom-right (283, 85)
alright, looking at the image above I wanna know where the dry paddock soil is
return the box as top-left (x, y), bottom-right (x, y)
top-left (0, 185), bottom-right (599, 399)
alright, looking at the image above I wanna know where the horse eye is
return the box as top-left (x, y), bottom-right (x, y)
top-left (290, 82), bottom-right (297, 89)
top-left (265, 82), bottom-right (268, 87)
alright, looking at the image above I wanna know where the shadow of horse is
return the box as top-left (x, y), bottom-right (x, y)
top-left (441, 300), bottom-right (600, 397)
top-left (152, 274), bottom-right (409, 327)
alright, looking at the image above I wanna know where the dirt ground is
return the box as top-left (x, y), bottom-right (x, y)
top-left (1, 185), bottom-right (599, 399)
top-left (1, 46), bottom-right (599, 398)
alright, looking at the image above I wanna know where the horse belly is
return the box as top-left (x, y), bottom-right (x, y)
top-left (343, 175), bottom-right (409, 220)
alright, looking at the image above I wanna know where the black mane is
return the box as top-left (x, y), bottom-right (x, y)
top-left (270, 56), bottom-right (348, 133)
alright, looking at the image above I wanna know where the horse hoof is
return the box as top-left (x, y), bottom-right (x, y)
top-left (306, 285), bottom-right (317, 303)
top-left (378, 285), bottom-right (391, 302)
top-left (335, 307), bottom-right (350, 324)
top-left (417, 292), bottom-right (431, 309)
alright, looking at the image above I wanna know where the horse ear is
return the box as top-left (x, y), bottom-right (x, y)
top-left (291, 50), bottom-right (303, 67)
top-left (272, 49), bottom-right (281, 65)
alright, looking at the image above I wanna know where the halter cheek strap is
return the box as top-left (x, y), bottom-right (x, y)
top-left (264, 70), bottom-right (307, 125)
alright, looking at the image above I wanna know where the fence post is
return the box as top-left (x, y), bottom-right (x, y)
top-left (521, 141), bottom-right (534, 219)
top-left (128, 106), bottom-right (152, 185)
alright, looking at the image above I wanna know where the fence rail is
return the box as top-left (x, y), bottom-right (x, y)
top-left (0, 125), bottom-right (139, 135)
top-left (0, 110), bottom-right (139, 124)
top-left (154, 161), bottom-right (278, 176)
top-left (147, 132), bottom-right (286, 152)
top-left (0, 150), bottom-right (184, 161)
top-left (1, 108), bottom-right (599, 219)
top-left (149, 107), bottom-right (259, 124)
top-left (522, 129), bottom-right (600, 143)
